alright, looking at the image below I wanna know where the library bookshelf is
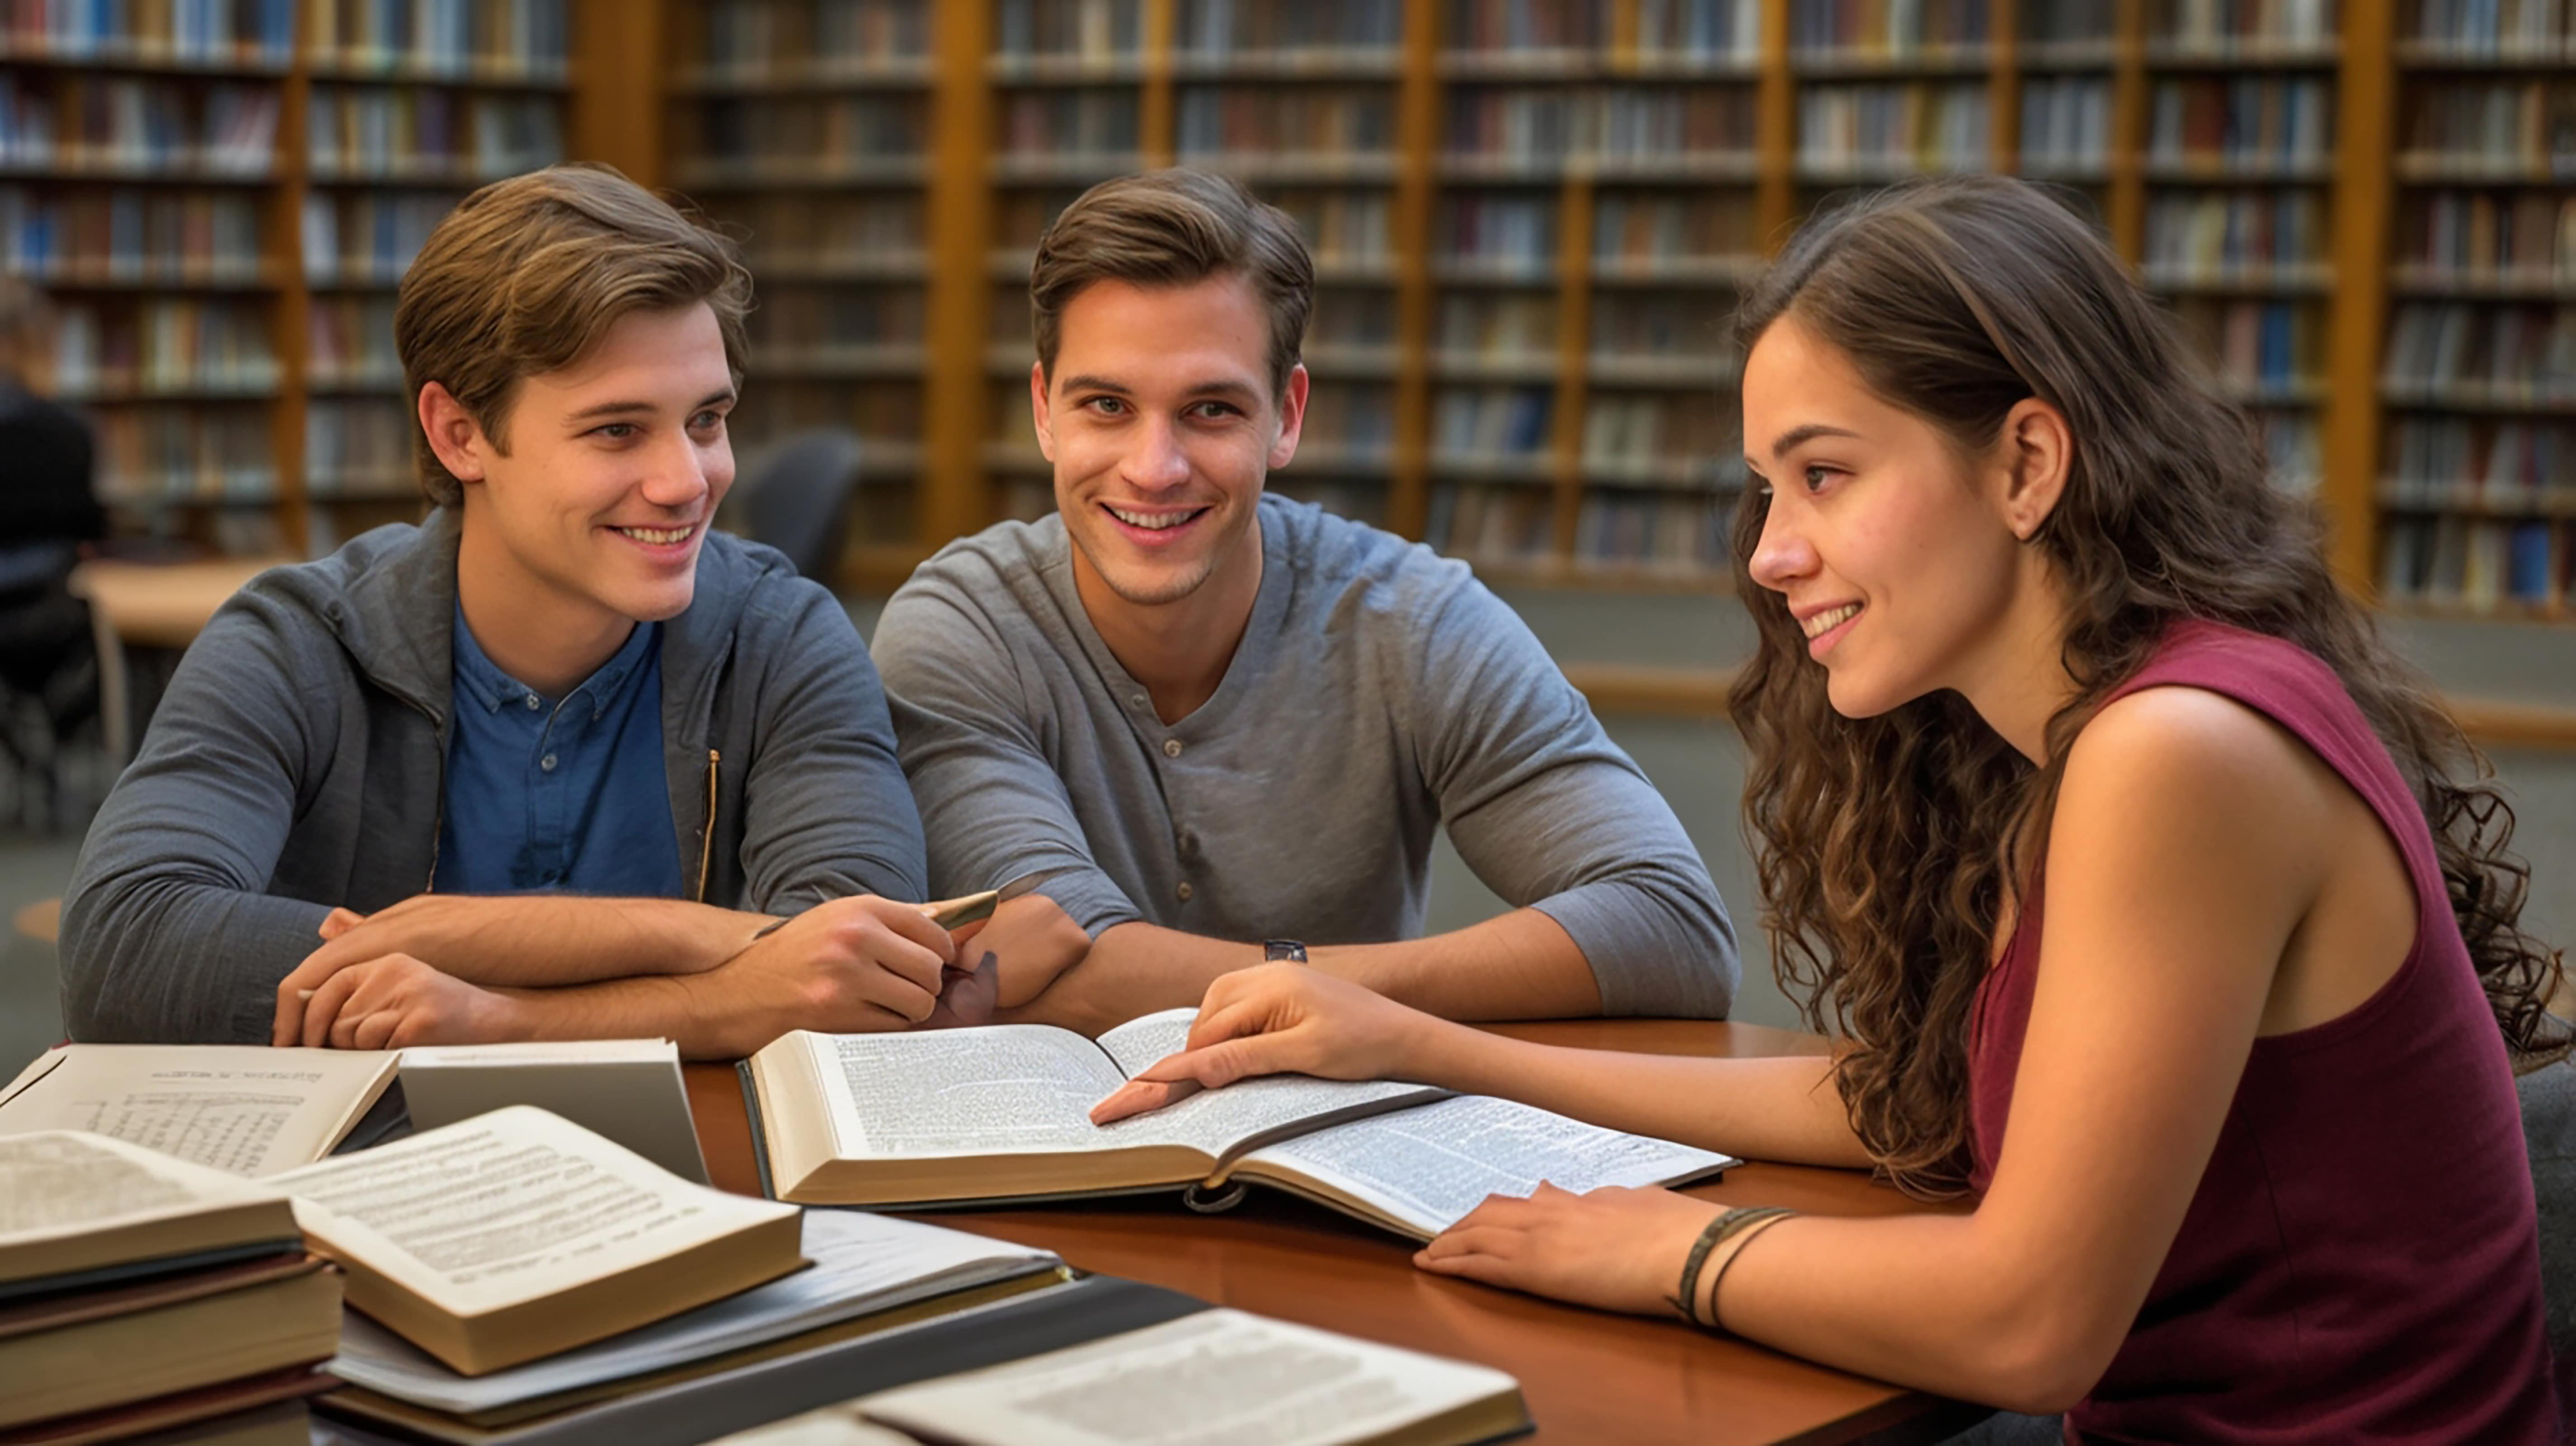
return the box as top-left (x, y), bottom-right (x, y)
top-left (9, 0), bottom-right (2567, 624)
top-left (0, 0), bottom-right (626, 556)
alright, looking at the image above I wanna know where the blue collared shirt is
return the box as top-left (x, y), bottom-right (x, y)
top-left (434, 606), bottom-right (685, 898)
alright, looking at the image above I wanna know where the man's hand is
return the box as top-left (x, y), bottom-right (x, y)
top-left (293, 953), bottom-right (518, 1050)
top-left (693, 894), bottom-right (959, 1052)
top-left (919, 894), bottom-right (1094, 1030)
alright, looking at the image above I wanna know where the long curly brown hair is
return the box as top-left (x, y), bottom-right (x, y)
top-left (1728, 176), bottom-right (2567, 1200)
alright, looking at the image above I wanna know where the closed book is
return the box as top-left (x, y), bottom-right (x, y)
top-left (0, 1254), bottom-right (341, 1430)
top-left (0, 1132), bottom-right (300, 1297)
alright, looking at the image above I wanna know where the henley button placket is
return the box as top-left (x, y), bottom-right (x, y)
top-left (1162, 738), bottom-right (1182, 758)
top-left (1176, 881), bottom-right (1194, 902)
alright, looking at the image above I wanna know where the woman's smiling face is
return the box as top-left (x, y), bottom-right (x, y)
top-left (1740, 314), bottom-right (2036, 721)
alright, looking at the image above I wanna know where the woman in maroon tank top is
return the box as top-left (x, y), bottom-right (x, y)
top-left (1092, 175), bottom-right (2565, 1439)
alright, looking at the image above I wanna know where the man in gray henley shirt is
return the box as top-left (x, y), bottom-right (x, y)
top-left (873, 171), bottom-right (1737, 1035)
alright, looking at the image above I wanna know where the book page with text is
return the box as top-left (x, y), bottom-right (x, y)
top-left (856, 1308), bottom-right (1520, 1446)
top-left (271, 1106), bottom-right (795, 1317)
top-left (815, 1028), bottom-right (1125, 1159)
top-left (0, 1131), bottom-right (287, 1251)
top-left (0, 1046), bottom-right (397, 1177)
top-left (1238, 1095), bottom-right (1738, 1238)
top-left (1092, 1012), bottom-right (1442, 1162)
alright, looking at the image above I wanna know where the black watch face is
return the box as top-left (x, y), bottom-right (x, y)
top-left (1264, 940), bottom-right (1307, 962)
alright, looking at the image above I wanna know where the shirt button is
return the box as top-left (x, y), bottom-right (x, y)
top-left (524, 694), bottom-right (541, 710)
top-left (1176, 881), bottom-right (1194, 902)
top-left (1163, 738), bottom-right (1183, 758)
top-left (1130, 694), bottom-right (1148, 709)
top-left (541, 754), bottom-right (557, 773)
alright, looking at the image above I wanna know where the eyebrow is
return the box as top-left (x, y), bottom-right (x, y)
top-left (1768, 423), bottom-right (1862, 458)
top-left (1056, 374), bottom-right (1261, 402)
top-left (563, 389), bottom-right (736, 426)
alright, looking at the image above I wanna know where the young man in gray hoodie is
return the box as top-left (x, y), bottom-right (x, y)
top-left (61, 165), bottom-right (1015, 1056)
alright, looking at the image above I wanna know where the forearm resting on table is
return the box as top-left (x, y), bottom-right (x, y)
top-left (481, 971), bottom-right (775, 1060)
top-left (1403, 1023), bottom-right (1871, 1167)
top-left (333, 895), bottom-right (772, 987)
top-left (1053, 907), bottom-right (1603, 1028)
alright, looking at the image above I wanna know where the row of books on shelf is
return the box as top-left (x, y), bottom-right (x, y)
top-left (2381, 513), bottom-right (2572, 612)
top-left (695, 0), bottom-right (928, 79)
top-left (1436, 292), bottom-right (1552, 354)
top-left (91, 407), bottom-right (275, 503)
top-left (999, 90), bottom-right (1137, 163)
top-left (301, 187), bottom-right (455, 282)
top-left (1445, 0), bottom-right (1607, 54)
top-left (2397, 190), bottom-right (2575, 288)
top-left (2020, 76), bottom-right (2109, 174)
top-left (1797, 83), bottom-right (1988, 174)
top-left (307, 293), bottom-right (397, 385)
top-left (690, 94), bottom-right (924, 175)
top-left (2154, 0), bottom-right (2335, 52)
top-left (2148, 77), bottom-right (2332, 173)
top-left (52, 298), bottom-right (278, 398)
top-left (1178, 0), bottom-right (1405, 56)
top-left (0, 75), bottom-right (277, 175)
top-left (1271, 189), bottom-right (1392, 268)
top-left (1181, 87), bottom-right (1395, 159)
top-left (1593, 193), bottom-right (1758, 273)
top-left (1584, 393), bottom-right (1733, 475)
top-left (307, 85), bottom-right (561, 180)
top-left (2383, 417), bottom-right (2571, 507)
top-left (2408, 0), bottom-right (2573, 55)
top-left (750, 285), bottom-right (926, 357)
top-left (1572, 488), bottom-right (1729, 569)
top-left (0, 0), bottom-right (294, 63)
top-left (994, 0), bottom-right (1137, 62)
top-left (0, 183), bottom-right (264, 282)
top-left (1790, 0), bottom-right (1990, 56)
top-left (1304, 382), bottom-right (1397, 452)
top-left (305, 0), bottom-right (569, 78)
top-left (2173, 298), bottom-right (2320, 400)
top-left (2382, 303), bottom-right (2576, 405)
top-left (1434, 383), bottom-right (1551, 457)
top-left (2144, 190), bottom-right (2326, 282)
top-left (306, 395), bottom-right (415, 493)
top-left (1444, 85), bottom-right (1760, 163)
top-left (2402, 80), bottom-right (2575, 177)
top-left (730, 192), bottom-right (923, 271)
top-left (1436, 192), bottom-right (1552, 269)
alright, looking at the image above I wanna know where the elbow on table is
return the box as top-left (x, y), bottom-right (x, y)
top-left (58, 880), bottom-right (215, 1043)
top-left (1954, 1297), bottom-right (2125, 1417)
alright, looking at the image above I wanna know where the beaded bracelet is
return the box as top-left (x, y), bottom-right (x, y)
top-left (1670, 1206), bottom-right (1796, 1327)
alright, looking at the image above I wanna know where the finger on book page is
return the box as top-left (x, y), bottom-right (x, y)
top-left (1088, 1073), bottom-right (1203, 1125)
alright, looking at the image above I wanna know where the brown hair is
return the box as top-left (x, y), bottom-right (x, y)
top-left (1728, 175), bottom-right (2567, 1200)
top-left (395, 162), bottom-right (753, 507)
top-left (1029, 169), bottom-right (1313, 398)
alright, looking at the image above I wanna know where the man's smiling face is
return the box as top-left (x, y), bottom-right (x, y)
top-left (1033, 274), bottom-right (1307, 611)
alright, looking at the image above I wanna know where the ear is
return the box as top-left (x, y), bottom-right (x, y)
top-left (1266, 363), bottom-right (1310, 472)
top-left (1995, 397), bottom-right (2073, 541)
top-left (1029, 362), bottom-right (1056, 463)
top-left (417, 381), bottom-right (492, 488)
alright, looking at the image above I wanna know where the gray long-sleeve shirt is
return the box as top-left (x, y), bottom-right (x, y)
top-left (871, 494), bottom-right (1738, 1018)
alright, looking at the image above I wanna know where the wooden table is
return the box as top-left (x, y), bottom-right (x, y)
top-left (685, 1020), bottom-right (1983, 1446)
top-left (67, 557), bottom-right (283, 760)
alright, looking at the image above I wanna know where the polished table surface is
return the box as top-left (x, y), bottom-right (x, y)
top-left (68, 556), bottom-right (281, 649)
top-left (685, 1019), bottom-right (1978, 1446)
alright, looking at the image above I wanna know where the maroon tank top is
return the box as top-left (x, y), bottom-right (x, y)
top-left (1966, 619), bottom-right (2554, 1442)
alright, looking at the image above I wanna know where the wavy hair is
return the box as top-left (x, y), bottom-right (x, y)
top-left (1727, 176), bottom-right (2567, 1199)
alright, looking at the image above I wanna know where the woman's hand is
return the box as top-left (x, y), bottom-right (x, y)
top-left (1415, 1183), bottom-right (1724, 1318)
top-left (1090, 963), bottom-right (1440, 1123)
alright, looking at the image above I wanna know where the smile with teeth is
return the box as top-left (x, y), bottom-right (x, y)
top-left (1801, 602), bottom-right (1861, 640)
top-left (615, 525), bottom-right (696, 545)
top-left (1106, 505), bottom-right (1205, 531)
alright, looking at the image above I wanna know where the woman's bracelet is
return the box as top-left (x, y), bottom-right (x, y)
top-left (1671, 1206), bottom-right (1796, 1327)
top-left (1699, 1211), bottom-right (1796, 1332)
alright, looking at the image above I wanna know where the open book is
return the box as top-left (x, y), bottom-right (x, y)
top-left (743, 1010), bottom-right (1736, 1239)
top-left (0, 1131), bottom-right (302, 1295)
top-left (272, 1106), bottom-right (803, 1376)
top-left (726, 1309), bottom-right (1529, 1446)
top-left (0, 1045), bottom-right (399, 1178)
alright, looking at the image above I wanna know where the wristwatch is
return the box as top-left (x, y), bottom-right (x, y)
top-left (1263, 939), bottom-right (1308, 963)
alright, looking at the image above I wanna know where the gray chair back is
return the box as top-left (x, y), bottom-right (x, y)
top-left (733, 430), bottom-right (863, 581)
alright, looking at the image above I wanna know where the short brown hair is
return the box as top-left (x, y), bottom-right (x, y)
top-left (395, 163), bottom-right (752, 507)
top-left (1030, 169), bottom-right (1313, 398)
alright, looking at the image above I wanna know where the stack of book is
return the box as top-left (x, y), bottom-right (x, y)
top-left (0, 1131), bottom-right (342, 1445)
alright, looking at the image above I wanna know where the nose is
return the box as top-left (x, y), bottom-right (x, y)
top-left (1748, 496), bottom-right (1817, 594)
top-left (1119, 415), bottom-right (1191, 493)
top-left (640, 432), bottom-right (717, 513)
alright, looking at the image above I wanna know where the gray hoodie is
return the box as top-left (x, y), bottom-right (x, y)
top-left (62, 508), bottom-right (926, 1044)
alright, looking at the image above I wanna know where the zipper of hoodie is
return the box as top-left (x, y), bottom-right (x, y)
top-left (696, 748), bottom-right (719, 902)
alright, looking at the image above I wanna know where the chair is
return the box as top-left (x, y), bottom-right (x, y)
top-left (728, 430), bottom-right (864, 582)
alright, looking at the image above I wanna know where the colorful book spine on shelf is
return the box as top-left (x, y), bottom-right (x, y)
top-left (998, 91), bottom-right (1139, 160)
top-left (1438, 193), bottom-right (1555, 273)
top-left (2396, 190), bottom-right (2576, 286)
top-left (1573, 488), bottom-right (1729, 568)
top-left (2021, 0), bottom-right (2116, 51)
top-left (1444, 0), bottom-right (1608, 54)
top-left (1433, 385), bottom-right (1553, 459)
top-left (307, 85), bottom-right (560, 180)
top-left (2020, 75), bottom-right (2110, 174)
top-left (52, 298), bottom-right (280, 398)
top-left (1178, 87), bottom-right (1396, 158)
top-left (1636, 0), bottom-right (1760, 60)
top-left (2408, 0), bottom-right (2573, 58)
top-left (0, 75), bottom-right (278, 174)
top-left (2400, 79), bottom-right (2576, 175)
top-left (1590, 193), bottom-right (1758, 274)
top-left (2144, 190), bottom-right (2326, 282)
top-left (2383, 302), bottom-right (2576, 406)
top-left (306, 398), bottom-right (418, 497)
top-left (306, 0), bottom-right (569, 76)
top-left (1271, 190), bottom-right (1393, 269)
top-left (2381, 512), bottom-right (2569, 611)
top-left (89, 408), bottom-right (277, 504)
top-left (301, 190), bottom-right (457, 283)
